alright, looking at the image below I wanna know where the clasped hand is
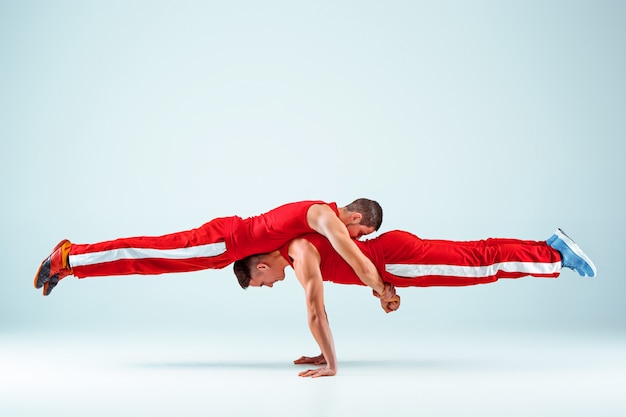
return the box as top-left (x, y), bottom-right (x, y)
top-left (373, 282), bottom-right (401, 313)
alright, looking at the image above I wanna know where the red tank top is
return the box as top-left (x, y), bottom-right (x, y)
top-left (226, 200), bottom-right (338, 260)
top-left (278, 230), bottom-right (424, 287)
top-left (278, 232), bottom-right (384, 286)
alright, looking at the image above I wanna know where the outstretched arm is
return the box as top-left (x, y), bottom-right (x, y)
top-left (307, 204), bottom-right (398, 312)
top-left (288, 238), bottom-right (337, 378)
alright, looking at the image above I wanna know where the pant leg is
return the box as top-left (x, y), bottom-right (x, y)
top-left (69, 217), bottom-right (236, 278)
top-left (380, 231), bottom-right (562, 287)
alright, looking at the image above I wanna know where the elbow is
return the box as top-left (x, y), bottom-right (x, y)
top-left (307, 304), bottom-right (326, 325)
top-left (355, 262), bottom-right (381, 280)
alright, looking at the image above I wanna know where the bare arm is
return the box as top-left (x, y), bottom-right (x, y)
top-left (307, 204), bottom-right (385, 293)
top-left (288, 238), bottom-right (337, 378)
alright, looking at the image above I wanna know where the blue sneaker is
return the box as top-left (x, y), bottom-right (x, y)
top-left (547, 228), bottom-right (597, 277)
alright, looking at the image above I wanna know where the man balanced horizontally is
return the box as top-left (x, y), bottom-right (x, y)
top-left (34, 198), bottom-right (400, 311)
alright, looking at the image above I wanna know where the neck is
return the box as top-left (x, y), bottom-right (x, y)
top-left (337, 207), bottom-right (351, 226)
top-left (267, 250), bottom-right (290, 268)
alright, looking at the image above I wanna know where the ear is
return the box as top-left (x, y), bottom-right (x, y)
top-left (351, 212), bottom-right (363, 224)
top-left (256, 263), bottom-right (269, 271)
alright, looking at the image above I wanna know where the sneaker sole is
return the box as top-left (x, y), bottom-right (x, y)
top-left (555, 229), bottom-right (597, 277)
top-left (42, 274), bottom-right (59, 296)
top-left (33, 259), bottom-right (50, 289)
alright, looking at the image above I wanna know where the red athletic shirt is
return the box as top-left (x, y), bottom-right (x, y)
top-left (279, 231), bottom-right (380, 285)
top-left (226, 200), bottom-right (338, 261)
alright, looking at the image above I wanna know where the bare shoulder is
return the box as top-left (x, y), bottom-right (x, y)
top-left (307, 203), bottom-right (334, 217)
top-left (288, 238), bottom-right (321, 260)
top-left (306, 203), bottom-right (339, 230)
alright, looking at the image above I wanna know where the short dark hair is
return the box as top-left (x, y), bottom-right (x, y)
top-left (233, 255), bottom-right (261, 289)
top-left (345, 198), bottom-right (383, 231)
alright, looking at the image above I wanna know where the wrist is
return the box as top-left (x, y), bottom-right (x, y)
top-left (380, 282), bottom-right (396, 300)
top-left (372, 285), bottom-right (383, 298)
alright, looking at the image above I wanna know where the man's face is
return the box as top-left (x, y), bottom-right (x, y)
top-left (248, 264), bottom-right (286, 288)
top-left (346, 224), bottom-right (376, 240)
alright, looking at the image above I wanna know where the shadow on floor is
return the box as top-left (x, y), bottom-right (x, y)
top-left (133, 358), bottom-right (486, 371)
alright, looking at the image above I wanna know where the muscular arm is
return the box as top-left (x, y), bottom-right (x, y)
top-left (306, 204), bottom-right (386, 295)
top-left (288, 238), bottom-right (337, 378)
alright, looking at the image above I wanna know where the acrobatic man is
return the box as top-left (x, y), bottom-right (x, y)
top-left (34, 198), bottom-right (400, 311)
top-left (233, 228), bottom-right (597, 378)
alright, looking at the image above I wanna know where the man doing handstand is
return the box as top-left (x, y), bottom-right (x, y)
top-left (233, 228), bottom-right (596, 378)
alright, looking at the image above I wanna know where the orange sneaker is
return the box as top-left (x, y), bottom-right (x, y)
top-left (34, 240), bottom-right (72, 295)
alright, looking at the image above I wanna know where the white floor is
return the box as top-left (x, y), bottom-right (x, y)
top-left (2, 330), bottom-right (625, 417)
